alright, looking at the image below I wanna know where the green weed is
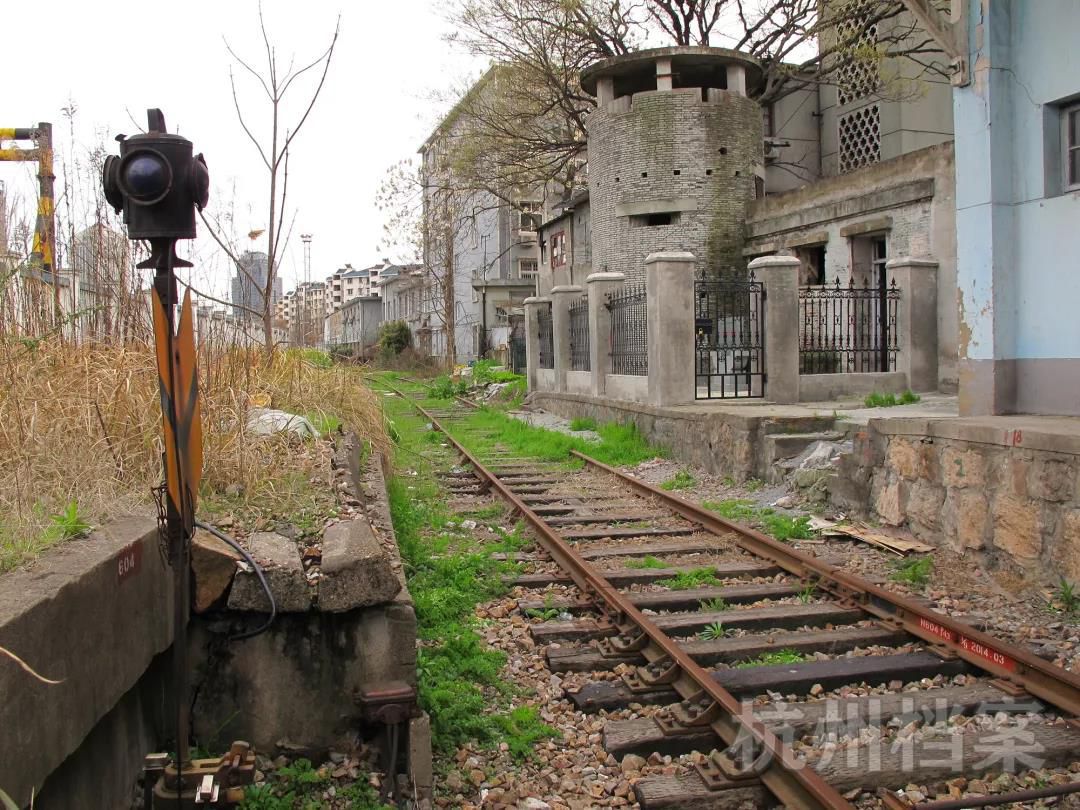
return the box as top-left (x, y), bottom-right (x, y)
top-left (660, 470), bottom-right (696, 491)
top-left (899, 389), bottom-right (921, 405)
top-left (890, 555), bottom-right (933, 588)
top-left (699, 597), bottom-right (728, 612)
top-left (703, 499), bottom-right (759, 521)
top-left (569, 417), bottom-right (598, 431)
top-left (1056, 577), bottom-right (1080, 613)
top-left (760, 513), bottom-right (814, 542)
top-left (524, 593), bottom-right (562, 621)
top-left (658, 567), bottom-right (722, 590)
top-left (745, 478), bottom-right (764, 492)
top-left (698, 621), bottom-right (727, 640)
top-left (430, 375), bottom-right (470, 399)
top-left (736, 649), bottom-right (805, 668)
top-left (864, 390), bottom-right (920, 408)
top-left (798, 583), bottom-right (817, 604)
top-left (464, 504), bottom-right (505, 520)
top-left (46, 501), bottom-right (91, 541)
top-left (626, 555), bottom-right (668, 569)
top-left (493, 706), bottom-right (559, 760)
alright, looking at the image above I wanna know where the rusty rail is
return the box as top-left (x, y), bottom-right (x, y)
top-left (571, 450), bottom-right (1080, 718)
top-left (382, 383), bottom-right (854, 810)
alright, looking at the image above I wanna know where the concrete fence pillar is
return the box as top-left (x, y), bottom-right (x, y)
top-left (523, 296), bottom-right (543, 392)
top-left (645, 251), bottom-right (697, 407)
top-left (585, 271), bottom-right (625, 396)
top-left (752, 255), bottom-right (801, 404)
top-left (550, 284), bottom-right (582, 393)
top-left (888, 257), bottom-right (939, 392)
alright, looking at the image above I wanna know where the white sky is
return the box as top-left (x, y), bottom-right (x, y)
top-left (0, 0), bottom-right (483, 299)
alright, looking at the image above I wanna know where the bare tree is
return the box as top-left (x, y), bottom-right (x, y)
top-left (200, 4), bottom-right (340, 354)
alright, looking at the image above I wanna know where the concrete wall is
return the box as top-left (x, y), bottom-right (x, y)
top-left (799, 371), bottom-right (908, 402)
top-left (587, 88), bottom-right (763, 280)
top-left (831, 416), bottom-right (1080, 584)
top-left (566, 370), bottom-right (592, 395)
top-left (535, 367), bottom-right (556, 392)
top-left (532, 390), bottom-right (834, 481)
top-left (954, 0), bottom-right (1080, 415)
top-left (604, 373), bottom-right (648, 402)
top-left (746, 143), bottom-right (957, 391)
top-left (0, 519), bottom-right (172, 809)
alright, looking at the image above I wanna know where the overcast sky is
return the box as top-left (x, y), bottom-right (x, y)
top-left (1, 0), bottom-right (483, 299)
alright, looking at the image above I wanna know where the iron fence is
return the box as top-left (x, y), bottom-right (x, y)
top-left (537, 303), bottom-right (554, 369)
top-left (569, 294), bottom-right (590, 371)
top-left (509, 330), bottom-right (526, 374)
top-left (799, 276), bottom-right (899, 374)
top-left (607, 283), bottom-right (647, 375)
top-left (694, 271), bottom-right (765, 398)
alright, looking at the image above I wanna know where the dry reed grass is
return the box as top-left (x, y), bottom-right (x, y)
top-left (0, 338), bottom-right (388, 572)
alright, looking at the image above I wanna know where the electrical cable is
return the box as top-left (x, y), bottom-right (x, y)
top-left (194, 519), bottom-right (276, 640)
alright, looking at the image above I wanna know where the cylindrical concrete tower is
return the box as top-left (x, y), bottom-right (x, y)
top-left (582, 47), bottom-right (764, 281)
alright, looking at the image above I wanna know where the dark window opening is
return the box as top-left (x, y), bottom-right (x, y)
top-left (641, 171), bottom-right (648, 178)
top-left (719, 147), bottom-right (728, 155)
top-left (673, 169), bottom-right (681, 176)
top-left (754, 176), bottom-right (765, 199)
top-left (672, 64), bottom-right (728, 92)
top-left (630, 212), bottom-right (680, 227)
top-left (797, 244), bottom-right (826, 285)
top-left (705, 169), bottom-right (713, 176)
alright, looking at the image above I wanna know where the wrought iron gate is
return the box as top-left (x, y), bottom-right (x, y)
top-left (694, 272), bottom-right (765, 399)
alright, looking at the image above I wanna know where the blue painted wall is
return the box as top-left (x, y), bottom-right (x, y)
top-left (954, 0), bottom-right (1080, 364)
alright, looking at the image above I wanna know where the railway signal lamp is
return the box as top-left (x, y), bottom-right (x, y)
top-left (102, 108), bottom-right (209, 241)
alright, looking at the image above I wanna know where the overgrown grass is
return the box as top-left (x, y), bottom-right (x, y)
top-left (864, 390), bottom-right (921, 408)
top-left (625, 555), bottom-right (667, 569)
top-left (657, 567), bottom-right (722, 590)
top-left (0, 341), bottom-right (388, 572)
top-left (699, 597), bottom-right (728, 612)
top-left (451, 407), bottom-right (663, 467)
top-left (1056, 577), bottom-right (1080, 614)
top-left (569, 417), bottom-right (598, 432)
top-left (240, 757), bottom-right (390, 809)
top-left (660, 470), bottom-right (696, 491)
top-left (382, 389), bottom-right (556, 760)
top-left (702, 499), bottom-right (815, 542)
top-left (890, 555), bottom-right (933, 588)
top-left (698, 621), bottom-right (727, 640)
top-left (736, 649), bottom-right (805, 668)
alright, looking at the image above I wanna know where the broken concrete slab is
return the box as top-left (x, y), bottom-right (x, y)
top-left (227, 531), bottom-right (311, 613)
top-left (319, 519), bottom-right (402, 611)
top-left (191, 529), bottom-right (241, 613)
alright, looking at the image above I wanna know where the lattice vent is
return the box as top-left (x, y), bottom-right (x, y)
top-left (838, 105), bottom-right (881, 173)
top-left (836, 9), bottom-right (879, 105)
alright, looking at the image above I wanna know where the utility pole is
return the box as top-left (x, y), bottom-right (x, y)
top-left (301, 233), bottom-right (312, 345)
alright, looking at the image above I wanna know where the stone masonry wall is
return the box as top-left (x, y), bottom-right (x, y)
top-left (831, 421), bottom-right (1080, 582)
top-left (587, 88), bottom-right (763, 282)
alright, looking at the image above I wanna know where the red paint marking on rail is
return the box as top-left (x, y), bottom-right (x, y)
top-left (117, 539), bottom-right (142, 584)
top-left (919, 616), bottom-right (956, 642)
top-left (960, 636), bottom-right (1016, 671)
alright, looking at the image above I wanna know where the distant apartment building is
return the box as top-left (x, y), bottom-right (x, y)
top-left (325, 262), bottom-right (386, 318)
top-left (231, 250), bottom-right (283, 319)
top-left (324, 295), bottom-right (383, 356)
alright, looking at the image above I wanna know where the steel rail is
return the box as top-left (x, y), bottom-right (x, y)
top-left (383, 384), bottom-right (855, 810)
top-left (572, 450), bottom-right (1080, 718)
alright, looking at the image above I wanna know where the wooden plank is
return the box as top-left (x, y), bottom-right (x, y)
top-left (544, 513), bottom-right (668, 526)
top-left (499, 538), bottom-right (735, 564)
top-left (602, 681), bottom-right (1030, 759)
top-left (532, 603), bottom-right (862, 644)
top-left (561, 526), bottom-right (699, 541)
top-left (510, 561), bottom-right (782, 589)
top-left (632, 721), bottom-right (1080, 809)
top-left (519, 583), bottom-right (800, 613)
top-left (548, 626), bottom-right (909, 672)
top-left (568, 652), bottom-right (970, 712)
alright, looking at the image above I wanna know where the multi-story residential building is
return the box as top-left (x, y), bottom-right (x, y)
top-left (418, 68), bottom-right (540, 365)
top-left (230, 250), bottom-right (283, 319)
top-left (325, 262), bottom-right (386, 319)
top-left (324, 295), bottom-right (383, 356)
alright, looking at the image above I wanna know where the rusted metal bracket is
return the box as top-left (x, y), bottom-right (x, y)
top-left (696, 743), bottom-right (771, 789)
top-left (151, 741), bottom-right (256, 807)
top-left (635, 657), bottom-right (682, 687)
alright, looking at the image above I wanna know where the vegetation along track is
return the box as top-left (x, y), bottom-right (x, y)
top-left (380, 378), bottom-right (1080, 810)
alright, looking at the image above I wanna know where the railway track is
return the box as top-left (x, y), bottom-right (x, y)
top-left (382, 379), bottom-right (1080, 810)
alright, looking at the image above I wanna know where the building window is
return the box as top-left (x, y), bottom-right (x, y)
top-left (550, 231), bottom-right (566, 267)
top-left (519, 258), bottom-right (538, 278)
top-left (838, 104), bottom-right (881, 173)
top-left (629, 212), bottom-right (680, 227)
top-left (1066, 103), bottom-right (1080, 191)
top-left (515, 201), bottom-right (543, 232)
